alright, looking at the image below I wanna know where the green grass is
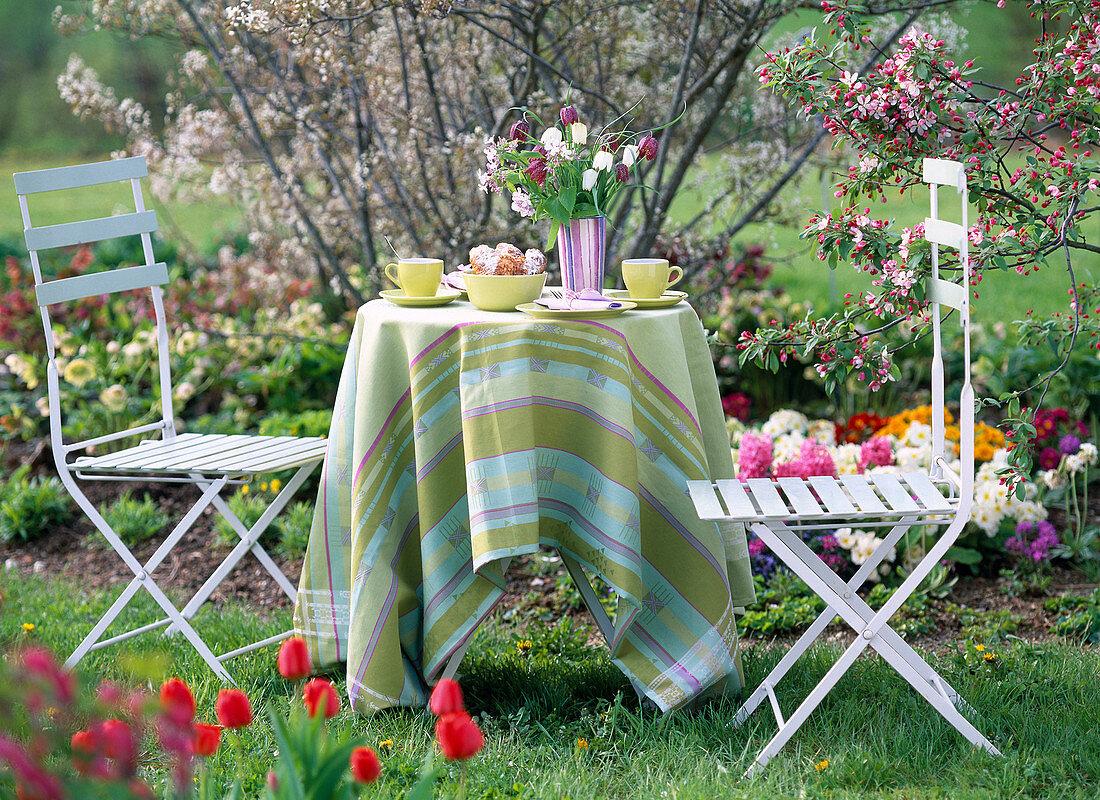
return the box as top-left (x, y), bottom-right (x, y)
top-left (3, 571), bottom-right (1100, 799)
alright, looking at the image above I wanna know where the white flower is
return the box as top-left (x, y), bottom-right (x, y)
top-left (592, 149), bottom-right (614, 171)
top-left (1041, 469), bottom-right (1067, 491)
top-left (1079, 442), bottom-right (1098, 466)
top-left (621, 145), bottom-right (638, 166)
top-left (35, 396), bottom-right (50, 417)
top-left (807, 419), bottom-right (836, 446)
top-left (833, 443), bottom-right (862, 474)
top-left (902, 421), bottom-right (932, 447)
top-left (761, 409), bottom-right (809, 438)
top-left (835, 528), bottom-right (858, 549)
top-left (173, 382), bottom-right (196, 402)
top-left (541, 127), bottom-right (564, 146)
top-left (582, 169), bottom-right (598, 191)
top-left (569, 122), bottom-right (588, 145)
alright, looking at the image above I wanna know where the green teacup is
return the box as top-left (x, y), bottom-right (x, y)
top-left (385, 258), bottom-right (444, 298)
top-left (622, 258), bottom-right (683, 300)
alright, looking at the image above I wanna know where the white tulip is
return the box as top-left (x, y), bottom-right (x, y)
top-left (541, 127), bottom-right (564, 146)
top-left (592, 150), bottom-right (614, 171)
top-left (582, 169), bottom-right (598, 191)
top-left (570, 122), bottom-right (588, 145)
top-left (621, 145), bottom-right (638, 166)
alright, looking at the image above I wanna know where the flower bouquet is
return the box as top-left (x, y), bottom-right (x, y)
top-left (479, 104), bottom-right (659, 292)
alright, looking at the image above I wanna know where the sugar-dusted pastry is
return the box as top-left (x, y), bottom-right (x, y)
top-left (494, 243), bottom-right (527, 275)
top-left (523, 249), bottom-right (547, 275)
top-left (469, 244), bottom-right (500, 274)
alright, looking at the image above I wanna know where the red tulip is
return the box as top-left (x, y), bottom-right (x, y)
top-left (302, 678), bottom-right (340, 719)
top-left (638, 134), bottom-right (659, 161)
top-left (214, 689), bottom-right (253, 729)
top-left (193, 724), bottom-right (221, 757)
top-left (99, 719), bottom-right (136, 771)
top-left (277, 637), bottom-right (312, 681)
top-left (159, 678), bottom-right (195, 723)
top-left (429, 678), bottom-right (464, 715)
top-left (70, 729), bottom-right (98, 776)
top-left (349, 746), bottom-right (382, 784)
top-left (615, 163), bottom-right (629, 183)
top-left (559, 105), bottom-right (579, 126)
top-left (266, 771), bottom-right (279, 791)
top-left (509, 120), bottom-right (530, 142)
top-left (435, 711), bottom-right (484, 761)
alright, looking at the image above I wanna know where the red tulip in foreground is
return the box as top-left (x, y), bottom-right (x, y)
top-left (302, 678), bottom-right (340, 719)
top-left (277, 636), bottom-right (312, 681)
top-left (193, 723), bottom-right (221, 757)
top-left (350, 746), bottom-right (382, 784)
top-left (429, 678), bottom-right (464, 715)
top-left (435, 710), bottom-right (485, 761)
top-left (214, 689), bottom-right (253, 729)
top-left (159, 677), bottom-right (196, 723)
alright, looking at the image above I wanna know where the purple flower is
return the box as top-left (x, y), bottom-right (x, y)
top-left (638, 134), bottom-right (659, 161)
top-left (615, 163), bottom-right (629, 183)
top-left (1015, 521), bottom-right (1036, 538)
top-left (559, 105), bottom-right (579, 126)
top-left (1005, 536), bottom-right (1026, 554)
top-left (1037, 520), bottom-right (1057, 538)
top-left (1039, 446), bottom-right (1061, 471)
top-left (509, 120), bottom-right (530, 142)
top-left (1059, 434), bottom-right (1081, 456)
top-left (524, 159), bottom-right (548, 187)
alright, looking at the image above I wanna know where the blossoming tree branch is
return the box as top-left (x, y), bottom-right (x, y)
top-left (741, 0), bottom-right (1100, 489)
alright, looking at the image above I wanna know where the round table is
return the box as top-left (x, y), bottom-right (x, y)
top-left (292, 297), bottom-right (755, 712)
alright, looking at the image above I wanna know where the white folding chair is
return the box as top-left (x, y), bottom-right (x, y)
top-left (687, 158), bottom-right (1001, 774)
top-left (14, 156), bottom-right (327, 682)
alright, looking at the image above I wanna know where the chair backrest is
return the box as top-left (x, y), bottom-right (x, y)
top-left (13, 156), bottom-right (178, 466)
top-left (922, 157), bottom-right (973, 505)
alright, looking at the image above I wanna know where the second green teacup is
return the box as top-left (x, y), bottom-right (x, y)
top-left (622, 258), bottom-right (684, 299)
top-left (385, 258), bottom-right (444, 298)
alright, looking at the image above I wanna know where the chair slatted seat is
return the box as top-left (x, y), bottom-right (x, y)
top-left (687, 158), bottom-right (1001, 775)
top-left (14, 156), bottom-right (327, 682)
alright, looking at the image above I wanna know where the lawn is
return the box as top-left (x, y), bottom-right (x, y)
top-left (2, 572), bottom-right (1098, 799)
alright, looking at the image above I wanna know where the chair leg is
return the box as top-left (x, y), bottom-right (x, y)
top-left (172, 464), bottom-right (316, 630)
top-left (750, 522), bottom-right (999, 768)
top-left (734, 520), bottom-right (914, 727)
top-left (60, 474), bottom-right (234, 681)
top-left (559, 550), bottom-right (615, 643)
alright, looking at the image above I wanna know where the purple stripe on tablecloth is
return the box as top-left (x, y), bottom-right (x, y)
top-left (424, 559), bottom-right (473, 617)
top-left (629, 625), bottom-right (702, 693)
top-left (410, 326), bottom-right (462, 370)
top-left (470, 501), bottom-right (540, 525)
top-left (416, 431), bottom-right (463, 483)
top-left (541, 498), bottom-right (640, 562)
top-left (463, 396), bottom-right (634, 444)
top-left (320, 459), bottom-right (342, 660)
top-left (639, 485), bottom-right (728, 587)
top-left (586, 321), bottom-right (703, 440)
top-left (351, 514), bottom-right (420, 696)
top-left (355, 388), bottom-right (412, 484)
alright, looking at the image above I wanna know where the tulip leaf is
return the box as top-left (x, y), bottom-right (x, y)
top-left (311, 738), bottom-right (366, 800)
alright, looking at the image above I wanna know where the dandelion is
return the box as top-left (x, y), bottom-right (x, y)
top-left (240, 485), bottom-right (250, 495)
top-left (377, 739), bottom-right (394, 751)
top-left (814, 760), bottom-right (829, 771)
top-left (261, 483), bottom-right (269, 492)
top-left (22, 622), bottom-right (35, 632)
top-left (516, 639), bottom-right (532, 655)
top-left (576, 738), bottom-right (589, 750)
top-left (270, 479), bottom-right (282, 493)
top-left (983, 652), bottom-right (997, 663)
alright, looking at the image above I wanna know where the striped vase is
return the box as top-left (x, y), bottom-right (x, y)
top-left (556, 216), bottom-right (607, 293)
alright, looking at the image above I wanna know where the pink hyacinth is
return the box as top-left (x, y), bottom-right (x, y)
top-left (774, 439), bottom-right (837, 479)
top-left (738, 432), bottom-right (774, 480)
top-left (859, 435), bottom-right (894, 471)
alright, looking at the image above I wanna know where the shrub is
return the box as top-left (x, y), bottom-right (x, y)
top-left (100, 491), bottom-right (170, 547)
top-left (0, 468), bottom-right (73, 544)
top-left (274, 501), bottom-right (314, 561)
top-left (213, 488), bottom-right (269, 548)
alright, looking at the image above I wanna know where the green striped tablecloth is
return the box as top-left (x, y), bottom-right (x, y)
top-left (293, 299), bottom-right (755, 712)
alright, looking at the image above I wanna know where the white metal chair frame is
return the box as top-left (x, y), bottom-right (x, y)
top-left (688, 158), bottom-right (1001, 774)
top-left (14, 157), bottom-right (327, 682)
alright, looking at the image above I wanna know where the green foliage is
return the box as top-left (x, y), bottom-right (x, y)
top-left (258, 410), bottom-right (333, 439)
top-left (0, 467), bottom-right (73, 544)
top-left (99, 491), bottom-right (170, 548)
top-left (213, 488), bottom-right (270, 548)
top-left (274, 502), bottom-right (314, 561)
top-left (946, 602), bottom-right (1024, 642)
top-left (1046, 590), bottom-right (1100, 643)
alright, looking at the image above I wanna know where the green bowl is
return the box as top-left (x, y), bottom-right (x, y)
top-left (464, 272), bottom-right (547, 312)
